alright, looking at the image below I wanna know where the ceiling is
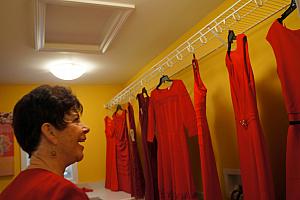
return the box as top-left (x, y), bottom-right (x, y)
top-left (0, 0), bottom-right (224, 85)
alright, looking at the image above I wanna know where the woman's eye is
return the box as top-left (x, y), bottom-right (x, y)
top-left (73, 118), bottom-right (81, 123)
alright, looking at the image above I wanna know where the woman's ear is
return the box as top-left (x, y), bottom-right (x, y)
top-left (41, 123), bottom-right (58, 145)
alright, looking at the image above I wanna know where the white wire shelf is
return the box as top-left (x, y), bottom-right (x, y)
top-left (105, 0), bottom-right (291, 109)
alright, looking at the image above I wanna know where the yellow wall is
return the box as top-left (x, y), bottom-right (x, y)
top-left (0, 84), bottom-right (122, 191)
top-left (1, 1), bottom-right (299, 199)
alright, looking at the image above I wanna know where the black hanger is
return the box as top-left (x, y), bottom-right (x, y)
top-left (192, 53), bottom-right (197, 69)
top-left (278, 0), bottom-right (297, 24)
top-left (141, 87), bottom-right (149, 97)
top-left (114, 104), bottom-right (123, 114)
top-left (156, 74), bottom-right (172, 89)
top-left (227, 30), bottom-right (236, 56)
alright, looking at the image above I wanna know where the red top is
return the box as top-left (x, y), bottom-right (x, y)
top-left (148, 80), bottom-right (198, 200)
top-left (266, 20), bottom-right (300, 121)
top-left (104, 116), bottom-right (118, 191)
top-left (0, 168), bottom-right (89, 200)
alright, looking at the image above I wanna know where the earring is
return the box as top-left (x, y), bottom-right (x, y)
top-left (50, 146), bottom-right (56, 157)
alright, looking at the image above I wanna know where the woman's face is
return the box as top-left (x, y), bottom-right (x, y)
top-left (56, 111), bottom-right (90, 166)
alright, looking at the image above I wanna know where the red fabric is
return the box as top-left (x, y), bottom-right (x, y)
top-left (113, 110), bottom-right (132, 194)
top-left (0, 168), bottom-right (89, 200)
top-left (137, 92), bottom-right (159, 200)
top-left (192, 57), bottom-right (222, 200)
top-left (127, 103), bottom-right (145, 198)
top-left (147, 80), bottom-right (198, 200)
top-left (80, 187), bottom-right (93, 192)
top-left (104, 116), bottom-right (118, 191)
top-left (225, 34), bottom-right (275, 200)
top-left (267, 20), bottom-right (300, 200)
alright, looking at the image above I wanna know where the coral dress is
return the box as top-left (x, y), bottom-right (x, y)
top-left (267, 20), bottom-right (300, 200)
top-left (137, 91), bottom-right (159, 200)
top-left (192, 56), bottom-right (222, 200)
top-left (113, 110), bottom-right (132, 194)
top-left (104, 116), bottom-right (118, 191)
top-left (225, 34), bottom-right (275, 200)
top-left (148, 80), bottom-right (198, 200)
top-left (127, 103), bottom-right (145, 198)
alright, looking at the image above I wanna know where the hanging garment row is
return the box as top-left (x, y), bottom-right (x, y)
top-left (104, 3), bottom-right (299, 200)
top-left (104, 103), bottom-right (145, 199)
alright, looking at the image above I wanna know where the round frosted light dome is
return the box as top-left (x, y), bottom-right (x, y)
top-left (49, 63), bottom-right (86, 80)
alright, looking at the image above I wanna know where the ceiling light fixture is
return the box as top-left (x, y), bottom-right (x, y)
top-left (49, 63), bottom-right (86, 80)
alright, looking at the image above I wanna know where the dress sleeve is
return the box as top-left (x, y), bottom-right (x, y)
top-left (56, 183), bottom-right (89, 200)
top-left (179, 80), bottom-right (198, 137)
top-left (147, 97), bottom-right (155, 142)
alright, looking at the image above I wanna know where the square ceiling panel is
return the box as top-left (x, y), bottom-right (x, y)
top-left (34, 0), bottom-right (135, 53)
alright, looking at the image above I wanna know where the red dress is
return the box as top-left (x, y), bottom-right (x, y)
top-left (104, 116), bottom-right (118, 191)
top-left (267, 20), bottom-right (300, 200)
top-left (225, 34), bottom-right (275, 200)
top-left (127, 103), bottom-right (145, 198)
top-left (113, 110), bottom-right (132, 194)
top-left (148, 80), bottom-right (198, 200)
top-left (137, 92), bottom-right (159, 200)
top-left (192, 56), bottom-right (222, 200)
top-left (0, 168), bottom-right (89, 200)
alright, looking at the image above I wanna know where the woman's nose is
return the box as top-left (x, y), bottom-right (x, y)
top-left (82, 124), bottom-right (90, 134)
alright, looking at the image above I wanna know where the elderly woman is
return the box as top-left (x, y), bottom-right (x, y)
top-left (0, 85), bottom-right (90, 200)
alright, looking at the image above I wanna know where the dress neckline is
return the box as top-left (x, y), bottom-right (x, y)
top-left (156, 80), bottom-right (176, 92)
top-left (276, 19), bottom-right (300, 34)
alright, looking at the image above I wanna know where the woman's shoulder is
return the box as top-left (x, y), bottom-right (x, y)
top-left (0, 168), bottom-right (88, 200)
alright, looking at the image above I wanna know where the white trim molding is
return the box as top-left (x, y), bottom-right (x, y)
top-left (34, 0), bottom-right (135, 54)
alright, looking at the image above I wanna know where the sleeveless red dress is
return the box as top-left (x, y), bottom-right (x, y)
top-left (192, 56), bottom-right (222, 200)
top-left (113, 110), bottom-right (132, 194)
top-left (104, 116), bottom-right (118, 191)
top-left (267, 20), bottom-right (300, 200)
top-left (225, 34), bottom-right (275, 200)
top-left (148, 80), bottom-right (198, 200)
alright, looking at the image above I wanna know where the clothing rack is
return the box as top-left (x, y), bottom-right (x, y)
top-left (105, 0), bottom-right (291, 109)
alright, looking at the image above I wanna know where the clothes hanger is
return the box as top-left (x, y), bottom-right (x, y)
top-left (141, 87), bottom-right (149, 97)
top-left (114, 104), bottom-right (123, 114)
top-left (227, 30), bottom-right (236, 56)
top-left (278, 0), bottom-right (297, 24)
top-left (156, 74), bottom-right (173, 89)
top-left (192, 53), bottom-right (198, 69)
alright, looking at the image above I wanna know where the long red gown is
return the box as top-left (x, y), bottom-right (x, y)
top-left (192, 55), bottom-right (222, 200)
top-left (137, 91), bottom-right (159, 200)
top-left (113, 110), bottom-right (132, 194)
top-left (127, 103), bottom-right (145, 198)
top-left (104, 116), bottom-right (118, 191)
top-left (267, 20), bottom-right (300, 200)
top-left (225, 34), bottom-right (275, 200)
top-left (147, 80), bottom-right (198, 200)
